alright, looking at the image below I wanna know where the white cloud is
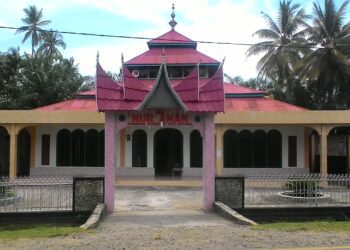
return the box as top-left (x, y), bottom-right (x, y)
top-left (65, 0), bottom-right (266, 79)
top-left (65, 39), bottom-right (148, 76)
top-left (2, 0), bottom-right (271, 79)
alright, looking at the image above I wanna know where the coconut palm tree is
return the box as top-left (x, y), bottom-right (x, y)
top-left (246, 0), bottom-right (310, 89)
top-left (37, 30), bottom-right (66, 58)
top-left (300, 0), bottom-right (350, 109)
top-left (16, 5), bottom-right (51, 56)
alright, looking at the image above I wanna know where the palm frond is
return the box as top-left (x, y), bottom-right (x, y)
top-left (246, 41), bottom-right (275, 57)
top-left (260, 11), bottom-right (281, 35)
top-left (253, 29), bottom-right (279, 39)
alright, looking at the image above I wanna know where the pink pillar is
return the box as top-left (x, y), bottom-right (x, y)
top-left (203, 113), bottom-right (215, 211)
top-left (104, 112), bottom-right (116, 213)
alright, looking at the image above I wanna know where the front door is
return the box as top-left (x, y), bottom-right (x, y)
top-left (154, 128), bottom-right (183, 176)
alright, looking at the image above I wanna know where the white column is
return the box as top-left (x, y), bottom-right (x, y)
top-left (147, 129), bottom-right (154, 168)
top-left (183, 129), bottom-right (190, 168)
top-left (320, 125), bottom-right (328, 175)
top-left (203, 114), bottom-right (215, 211)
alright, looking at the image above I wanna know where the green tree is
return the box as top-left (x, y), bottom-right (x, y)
top-left (0, 48), bottom-right (23, 109)
top-left (37, 30), bottom-right (66, 58)
top-left (18, 55), bottom-right (87, 109)
top-left (246, 0), bottom-right (310, 89)
top-left (0, 50), bottom-right (87, 109)
top-left (16, 5), bottom-right (51, 56)
top-left (224, 74), bottom-right (273, 91)
top-left (300, 0), bottom-right (350, 109)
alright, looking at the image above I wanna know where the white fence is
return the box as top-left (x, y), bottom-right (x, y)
top-left (245, 174), bottom-right (350, 208)
top-left (0, 176), bottom-right (73, 212)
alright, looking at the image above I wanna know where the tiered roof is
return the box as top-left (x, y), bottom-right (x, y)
top-left (96, 18), bottom-right (224, 113)
top-left (96, 61), bottom-right (225, 112)
top-left (35, 10), bottom-right (306, 113)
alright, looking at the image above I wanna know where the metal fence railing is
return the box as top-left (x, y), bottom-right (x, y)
top-left (0, 176), bottom-right (73, 212)
top-left (245, 174), bottom-right (350, 208)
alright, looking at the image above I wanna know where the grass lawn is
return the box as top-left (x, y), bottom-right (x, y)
top-left (253, 221), bottom-right (350, 232)
top-left (0, 224), bottom-right (84, 240)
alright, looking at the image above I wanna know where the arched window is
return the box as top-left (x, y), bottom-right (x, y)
top-left (72, 129), bottom-right (85, 166)
top-left (98, 130), bottom-right (105, 167)
top-left (253, 130), bottom-right (266, 168)
top-left (57, 129), bottom-right (72, 166)
top-left (239, 130), bottom-right (252, 168)
top-left (85, 129), bottom-right (99, 166)
top-left (0, 127), bottom-right (10, 177)
top-left (223, 130), bottom-right (239, 168)
top-left (132, 130), bottom-right (147, 167)
top-left (190, 130), bottom-right (202, 168)
top-left (267, 130), bottom-right (282, 168)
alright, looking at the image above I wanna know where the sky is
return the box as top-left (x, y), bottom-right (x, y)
top-left (0, 0), bottom-right (348, 79)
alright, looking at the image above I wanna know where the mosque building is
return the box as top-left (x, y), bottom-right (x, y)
top-left (1, 6), bottom-right (349, 184)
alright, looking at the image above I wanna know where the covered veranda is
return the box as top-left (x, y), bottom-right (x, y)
top-left (215, 111), bottom-right (350, 176)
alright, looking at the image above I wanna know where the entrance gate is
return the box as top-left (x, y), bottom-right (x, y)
top-left (96, 46), bottom-right (224, 212)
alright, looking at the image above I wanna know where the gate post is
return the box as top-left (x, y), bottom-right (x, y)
top-left (104, 112), bottom-right (116, 213)
top-left (203, 113), bottom-right (215, 211)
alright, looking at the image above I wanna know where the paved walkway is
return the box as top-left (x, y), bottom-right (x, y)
top-left (115, 186), bottom-right (203, 211)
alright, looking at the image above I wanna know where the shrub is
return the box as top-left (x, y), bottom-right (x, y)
top-left (0, 184), bottom-right (15, 199)
top-left (285, 180), bottom-right (319, 197)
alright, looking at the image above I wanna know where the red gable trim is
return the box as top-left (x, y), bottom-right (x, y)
top-left (138, 62), bottom-right (188, 112)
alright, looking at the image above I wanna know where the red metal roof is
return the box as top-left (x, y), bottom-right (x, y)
top-left (35, 99), bottom-right (97, 111)
top-left (224, 97), bottom-right (306, 111)
top-left (35, 95), bottom-right (305, 112)
top-left (96, 63), bottom-right (224, 113)
top-left (125, 48), bottom-right (219, 65)
top-left (148, 30), bottom-right (195, 45)
top-left (96, 64), bottom-right (143, 111)
top-left (36, 77), bottom-right (305, 112)
top-left (78, 90), bottom-right (96, 96)
top-left (224, 83), bottom-right (265, 94)
top-left (173, 66), bottom-right (199, 102)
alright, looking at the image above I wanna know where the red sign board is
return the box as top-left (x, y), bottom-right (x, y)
top-left (129, 113), bottom-right (190, 125)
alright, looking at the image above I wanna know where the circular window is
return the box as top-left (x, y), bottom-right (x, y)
top-left (119, 114), bottom-right (126, 122)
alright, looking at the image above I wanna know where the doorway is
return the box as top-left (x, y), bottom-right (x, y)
top-left (154, 128), bottom-right (183, 176)
top-left (17, 129), bottom-right (31, 176)
top-left (0, 127), bottom-right (10, 177)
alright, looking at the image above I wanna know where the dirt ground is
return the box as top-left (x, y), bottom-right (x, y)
top-left (1, 186), bottom-right (350, 250)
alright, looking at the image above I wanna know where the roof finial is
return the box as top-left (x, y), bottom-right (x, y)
top-left (121, 52), bottom-right (124, 65)
top-left (169, 3), bottom-right (177, 31)
top-left (96, 51), bottom-right (100, 65)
